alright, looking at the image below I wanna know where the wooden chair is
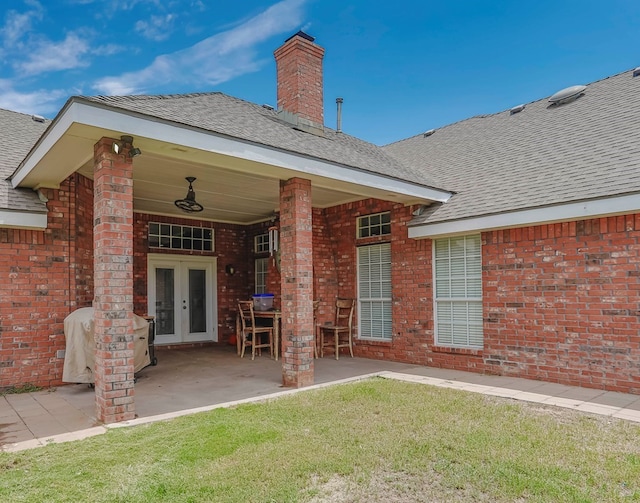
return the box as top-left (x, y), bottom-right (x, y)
top-left (319, 298), bottom-right (355, 360)
top-left (238, 301), bottom-right (274, 360)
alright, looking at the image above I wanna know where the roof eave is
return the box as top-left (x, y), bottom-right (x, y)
top-left (408, 193), bottom-right (640, 239)
top-left (11, 98), bottom-right (453, 204)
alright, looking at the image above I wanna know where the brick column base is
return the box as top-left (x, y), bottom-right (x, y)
top-left (280, 178), bottom-right (314, 387)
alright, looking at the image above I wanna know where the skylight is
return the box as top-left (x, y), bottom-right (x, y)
top-left (548, 85), bottom-right (586, 105)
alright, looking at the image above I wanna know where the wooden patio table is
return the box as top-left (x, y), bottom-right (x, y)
top-left (235, 310), bottom-right (282, 360)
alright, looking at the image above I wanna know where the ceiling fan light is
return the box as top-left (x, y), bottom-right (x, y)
top-left (174, 176), bottom-right (204, 213)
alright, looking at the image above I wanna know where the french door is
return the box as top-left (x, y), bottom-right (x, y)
top-left (148, 254), bottom-right (217, 345)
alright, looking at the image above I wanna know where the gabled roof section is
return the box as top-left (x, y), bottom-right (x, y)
top-left (0, 108), bottom-right (49, 223)
top-left (384, 68), bottom-right (640, 235)
top-left (0, 108), bottom-right (50, 180)
top-left (79, 92), bottom-right (449, 193)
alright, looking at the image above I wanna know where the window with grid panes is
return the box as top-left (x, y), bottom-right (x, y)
top-left (255, 258), bottom-right (268, 294)
top-left (254, 233), bottom-right (269, 253)
top-left (148, 223), bottom-right (213, 251)
top-left (358, 243), bottom-right (392, 340)
top-left (434, 235), bottom-right (483, 348)
top-left (357, 212), bottom-right (391, 238)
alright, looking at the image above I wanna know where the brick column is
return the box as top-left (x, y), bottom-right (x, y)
top-left (280, 178), bottom-right (314, 387)
top-left (93, 137), bottom-right (135, 423)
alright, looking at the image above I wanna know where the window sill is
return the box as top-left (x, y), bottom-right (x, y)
top-left (357, 338), bottom-right (393, 345)
top-left (432, 345), bottom-right (483, 356)
top-left (356, 236), bottom-right (391, 246)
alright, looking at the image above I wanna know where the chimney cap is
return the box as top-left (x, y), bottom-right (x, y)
top-left (284, 30), bottom-right (315, 44)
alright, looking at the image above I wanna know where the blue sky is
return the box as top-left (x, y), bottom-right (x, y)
top-left (1, 0), bottom-right (638, 145)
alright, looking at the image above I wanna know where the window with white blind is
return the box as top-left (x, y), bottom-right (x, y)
top-left (358, 243), bottom-right (392, 340)
top-left (434, 235), bottom-right (483, 348)
top-left (255, 258), bottom-right (268, 294)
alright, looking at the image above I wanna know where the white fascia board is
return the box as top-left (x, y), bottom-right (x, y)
top-left (13, 101), bottom-right (452, 203)
top-left (408, 193), bottom-right (640, 239)
top-left (11, 103), bottom-right (81, 187)
top-left (0, 211), bottom-right (47, 230)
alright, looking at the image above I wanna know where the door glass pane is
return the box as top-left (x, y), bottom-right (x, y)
top-left (189, 269), bottom-right (207, 333)
top-left (155, 268), bottom-right (175, 335)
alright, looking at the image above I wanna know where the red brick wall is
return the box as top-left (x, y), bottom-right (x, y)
top-left (73, 175), bottom-right (94, 308)
top-left (483, 216), bottom-right (640, 393)
top-left (312, 207), bottom-right (339, 321)
top-left (0, 177), bottom-right (77, 389)
top-left (317, 201), bottom-right (640, 394)
top-left (319, 199), bottom-right (437, 365)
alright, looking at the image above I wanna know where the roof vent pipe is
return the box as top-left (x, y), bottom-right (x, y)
top-left (336, 97), bottom-right (343, 133)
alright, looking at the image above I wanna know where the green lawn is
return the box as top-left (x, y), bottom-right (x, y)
top-left (1, 378), bottom-right (639, 502)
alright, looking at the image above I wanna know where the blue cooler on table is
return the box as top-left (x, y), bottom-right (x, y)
top-left (252, 293), bottom-right (274, 311)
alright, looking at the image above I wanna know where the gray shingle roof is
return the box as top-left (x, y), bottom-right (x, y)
top-left (0, 108), bottom-right (49, 213)
top-left (80, 93), bottom-right (447, 192)
top-left (383, 69), bottom-right (640, 225)
top-left (5, 67), bottom-right (640, 222)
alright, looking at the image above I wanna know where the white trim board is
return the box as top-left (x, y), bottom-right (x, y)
top-left (408, 193), bottom-right (640, 238)
top-left (0, 211), bottom-right (47, 230)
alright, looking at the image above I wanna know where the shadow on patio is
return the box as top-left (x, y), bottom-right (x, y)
top-left (1, 346), bottom-right (425, 448)
top-left (133, 346), bottom-right (427, 417)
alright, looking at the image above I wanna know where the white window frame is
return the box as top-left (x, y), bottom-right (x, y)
top-left (433, 234), bottom-right (483, 349)
top-left (254, 233), bottom-right (269, 253)
top-left (148, 222), bottom-right (214, 252)
top-left (255, 257), bottom-right (268, 294)
top-left (357, 211), bottom-right (391, 239)
top-left (357, 243), bottom-right (392, 341)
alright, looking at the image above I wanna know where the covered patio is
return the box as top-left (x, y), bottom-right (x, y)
top-left (3, 346), bottom-right (640, 452)
top-left (1, 346), bottom-right (431, 448)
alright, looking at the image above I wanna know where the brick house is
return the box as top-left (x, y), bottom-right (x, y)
top-left (1, 32), bottom-right (639, 423)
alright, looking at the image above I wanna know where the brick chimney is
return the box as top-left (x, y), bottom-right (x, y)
top-left (274, 31), bottom-right (325, 127)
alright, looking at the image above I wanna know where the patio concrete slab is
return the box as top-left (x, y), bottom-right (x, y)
top-left (588, 391), bottom-right (640, 408)
top-left (626, 398), bottom-right (640, 411)
top-left (557, 386), bottom-right (607, 401)
top-left (2, 346), bottom-right (640, 453)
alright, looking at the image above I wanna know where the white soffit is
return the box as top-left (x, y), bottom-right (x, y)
top-left (408, 193), bottom-right (640, 239)
top-left (12, 101), bottom-right (452, 203)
